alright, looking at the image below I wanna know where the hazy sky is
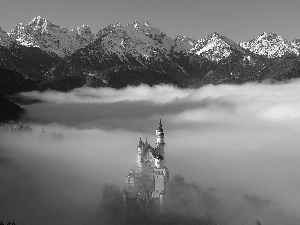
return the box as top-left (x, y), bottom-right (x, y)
top-left (1, 0), bottom-right (300, 41)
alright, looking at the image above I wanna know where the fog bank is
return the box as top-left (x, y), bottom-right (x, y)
top-left (1, 80), bottom-right (300, 224)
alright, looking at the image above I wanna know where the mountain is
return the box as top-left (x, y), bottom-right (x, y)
top-left (191, 32), bottom-right (247, 61)
top-left (42, 23), bottom-right (300, 89)
top-left (239, 32), bottom-right (300, 58)
top-left (2, 17), bottom-right (300, 91)
top-left (43, 21), bottom-right (188, 90)
top-left (9, 16), bottom-right (94, 57)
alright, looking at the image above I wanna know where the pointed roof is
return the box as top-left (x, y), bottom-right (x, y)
top-left (156, 119), bottom-right (163, 132)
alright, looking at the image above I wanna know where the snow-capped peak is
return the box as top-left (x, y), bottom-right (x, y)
top-left (29, 16), bottom-right (49, 26)
top-left (239, 32), bottom-right (299, 58)
top-left (90, 21), bottom-right (185, 74)
top-left (191, 32), bottom-right (245, 61)
top-left (9, 16), bottom-right (94, 57)
top-left (97, 21), bottom-right (174, 52)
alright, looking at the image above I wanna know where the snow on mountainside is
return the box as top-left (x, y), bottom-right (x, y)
top-left (89, 21), bottom-right (185, 75)
top-left (3, 17), bottom-right (300, 90)
top-left (292, 39), bottom-right (300, 48)
top-left (239, 32), bottom-right (300, 58)
top-left (9, 16), bottom-right (94, 57)
top-left (172, 35), bottom-right (198, 53)
top-left (44, 21), bottom-right (189, 90)
top-left (0, 27), bottom-right (15, 46)
top-left (191, 32), bottom-right (246, 61)
top-left (95, 21), bottom-right (175, 54)
top-left (171, 32), bottom-right (247, 61)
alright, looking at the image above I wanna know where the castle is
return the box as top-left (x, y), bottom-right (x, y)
top-left (123, 119), bottom-right (169, 214)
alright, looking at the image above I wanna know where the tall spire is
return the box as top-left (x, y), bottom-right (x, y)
top-left (138, 135), bottom-right (142, 147)
top-left (156, 119), bottom-right (165, 145)
top-left (157, 119), bottom-right (163, 133)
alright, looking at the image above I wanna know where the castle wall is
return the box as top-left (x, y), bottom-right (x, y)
top-left (125, 174), bottom-right (140, 198)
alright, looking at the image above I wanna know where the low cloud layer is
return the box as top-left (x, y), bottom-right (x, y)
top-left (2, 80), bottom-right (300, 224)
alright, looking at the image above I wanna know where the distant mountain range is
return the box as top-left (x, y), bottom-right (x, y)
top-left (1, 16), bottom-right (300, 93)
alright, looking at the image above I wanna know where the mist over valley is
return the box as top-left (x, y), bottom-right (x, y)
top-left (1, 82), bottom-right (300, 224)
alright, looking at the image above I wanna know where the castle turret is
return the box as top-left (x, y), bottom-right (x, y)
top-left (156, 119), bottom-right (165, 146)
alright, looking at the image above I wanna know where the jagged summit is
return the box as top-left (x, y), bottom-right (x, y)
top-left (239, 32), bottom-right (299, 58)
top-left (3, 18), bottom-right (300, 89)
top-left (9, 16), bottom-right (94, 57)
top-left (95, 21), bottom-right (175, 55)
top-left (191, 31), bottom-right (246, 61)
top-left (28, 16), bottom-right (57, 30)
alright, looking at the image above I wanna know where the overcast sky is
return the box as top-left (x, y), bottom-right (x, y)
top-left (1, 0), bottom-right (300, 41)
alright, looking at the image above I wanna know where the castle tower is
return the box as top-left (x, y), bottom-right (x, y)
top-left (124, 120), bottom-right (169, 214)
top-left (156, 119), bottom-right (165, 146)
top-left (137, 136), bottom-right (143, 172)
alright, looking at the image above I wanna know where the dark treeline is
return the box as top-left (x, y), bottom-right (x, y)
top-left (0, 68), bottom-right (37, 122)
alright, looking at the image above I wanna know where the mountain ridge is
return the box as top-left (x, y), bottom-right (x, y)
top-left (8, 16), bottom-right (95, 57)
top-left (2, 17), bottom-right (300, 91)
